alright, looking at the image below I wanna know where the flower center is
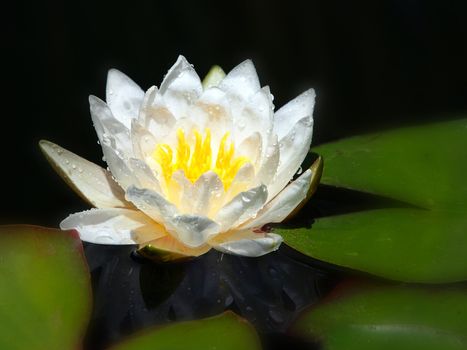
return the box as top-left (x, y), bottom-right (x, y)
top-left (152, 128), bottom-right (250, 190)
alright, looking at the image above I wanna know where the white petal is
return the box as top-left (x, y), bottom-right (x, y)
top-left (128, 158), bottom-right (162, 194)
top-left (130, 119), bottom-right (157, 160)
top-left (89, 95), bottom-right (132, 155)
top-left (60, 208), bottom-right (164, 245)
top-left (273, 89), bottom-right (316, 140)
top-left (125, 185), bottom-right (178, 223)
top-left (211, 230), bottom-right (282, 257)
top-left (106, 69), bottom-right (144, 129)
top-left (39, 140), bottom-right (130, 209)
top-left (234, 88), bottom-right (273, 154)
top-left (238, 132), bottom-right (262, 167)
top-left (268, 116), bottom-right (313, 199)
top-left (125, 186), bottom-right (220, 247)
top-left (177, 171), bottom-right (224, 216)
top-left (242, 169), bottom-right (312, 229)
top-left (255, 134), bottom-right (280, 187)
top-left (191, 87), bottom-right (233, 139)
top-left (101, 143), bottom-right (138, 190)
top-left (159, 55), bottom-right (202, 118)
top-left (143, 235), bottom-right (211, 258)
top-left (169, 214), bottom-right (221, 248)
top-left (215, 184), bottom-right (268, 230)
top-left (219, 59), bottom-right (260, 101)
top-left (138, 86), bottom-right (177, 141)
top-left (223, 163), bottom-right (257, 206)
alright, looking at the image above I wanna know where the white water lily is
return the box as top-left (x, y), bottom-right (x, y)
top-left (40, 56), bottom-right (316, 259)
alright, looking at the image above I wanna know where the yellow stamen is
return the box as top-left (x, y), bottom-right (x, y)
top-left (152, 128), bottom-right (250, 190)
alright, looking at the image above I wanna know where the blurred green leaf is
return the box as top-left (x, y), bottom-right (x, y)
top-left (111, 311), bottom-right (261, 350)
top-left (312, 119), bottom-right (467, 210)
top-left (280, 119), bottom-right (467, 282)
top-left (278, 209), bottom-right (467, 282)
top-left (293, 283), bottom-right (467, 350)
top-left (202, 65), bottom-right (226, 89)
top-left (0, 225), bottom-right (91, 350)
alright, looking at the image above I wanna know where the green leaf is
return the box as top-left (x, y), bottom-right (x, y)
top-left (0, 225), bottom-right (91, 350)
top-left (112, 311), bottom-right (262, 350)
top-left (293, 283), bottom-right (467, 350)
top-left (312, 119), bottom-right (467, 210)
top-left (280, 119), bottom-right (467, 282)
top-left (278, 209), bottom-right (467, 282)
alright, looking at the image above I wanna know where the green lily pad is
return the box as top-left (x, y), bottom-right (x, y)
top-left (279, 119), bottom-right (467, 282)
top-left (0, 225), bottom-right (91, 350)
top-left (293, 283), bottom-right (467, 350)
top-left (277, 208), bottom-right (467, 282)
top-left (111, 311), bottom-right (261, 350)
top-left (311, 119), bottom-right (467, 210)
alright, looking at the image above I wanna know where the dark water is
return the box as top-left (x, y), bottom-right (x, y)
top-left (83, 243), bottom-right (342, 350)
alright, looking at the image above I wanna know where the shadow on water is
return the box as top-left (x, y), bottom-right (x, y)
top-left (83, 243), bottom-right (341, 350)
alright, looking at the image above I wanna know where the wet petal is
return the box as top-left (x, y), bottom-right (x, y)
top-left (210, 229), bottom-right (282, 257)
top-left (106, 69), bottom-right (144, 129)
top-left (89, 95), bottom-right (132, 155)
top-left (138, 86), bottom-right (177, 141)
top-left (101, 143), bottom-right (138, 190)
top-left (238, 132), bottom-right (262, 168)
top-left (128, 158), bottom-right (163, 194)
top-left (268, 116), bottom-right (313, 199)
top-left (159, 55), bottom-right (203, 118)
top-left (131, 119), bottom-right (157, 159)
top-left (142, 235), bottom-right (211, 261)
top-left (39, 140), bottom-right (130, 209)
top-left (219, 59), bottom-right (261, 101)
top-left (215, 184), bottom-right (268, 230)
top-left (255, 134), bottom-right (280, 187)
top-left (273, 89), bottom-right (315, 140)
top-left (60, 208), bottom-right (164, 245)
top-left (175, 171), bottom-right (224, 217)
top-left (242, 169), bottom-right (312, 229)
top-left (125, 186), bottom-right (220, 247)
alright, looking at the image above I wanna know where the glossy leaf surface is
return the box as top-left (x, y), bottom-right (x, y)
top-left (294, 283), bottom-right (467, 350)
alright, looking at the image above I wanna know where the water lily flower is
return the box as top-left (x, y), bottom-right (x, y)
top-left (40, 56), bottom-right (318, 260)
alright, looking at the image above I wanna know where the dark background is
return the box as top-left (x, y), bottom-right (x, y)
top-left (4, 0), bottom-right (467, 226)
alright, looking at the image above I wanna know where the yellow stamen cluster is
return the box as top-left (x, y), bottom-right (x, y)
top-left (153, 128), bottom-right (250, 190)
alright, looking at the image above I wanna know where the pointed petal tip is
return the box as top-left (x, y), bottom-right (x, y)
top-left (38, 139), bottom-right (51, 149)
top-left (172, 54), bottom-right (191, 69)
top-left (88, 94), bottom-right (103, 106)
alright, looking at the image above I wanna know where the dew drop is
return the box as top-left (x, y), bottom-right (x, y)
top-left (242, 194), bottom-right (252, 203)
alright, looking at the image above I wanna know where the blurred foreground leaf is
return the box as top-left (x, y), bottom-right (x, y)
top-left (280, 119), bottom-right (467, 282)
top-left (112, 311), bottom-right (261, 350)
top-left (0, 225), bottom-right (91, 350)
top-left (293, 283), bottom-right (467, 350)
